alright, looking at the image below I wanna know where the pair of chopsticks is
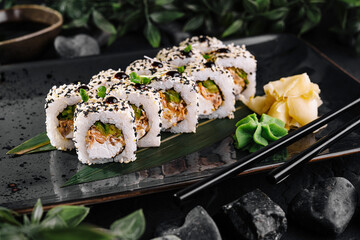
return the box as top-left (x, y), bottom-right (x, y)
top-left (174, 97), bottom-right (360, 202)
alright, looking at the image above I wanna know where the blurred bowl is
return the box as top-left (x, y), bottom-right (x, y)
top-left (0, 4), bottom-right (63, 64)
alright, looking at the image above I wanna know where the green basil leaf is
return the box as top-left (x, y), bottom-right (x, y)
top-left (0, 207), bottom-right (20, 226)
top-left (261, 7), bottom-right (289, 20)
top-left (41, 215), bottom-right (68, 229)
top-left (130, 72), bottom-right (141, 84)
top-left (35, 226), bottom-right (113, 240)
top-left (150, 11), bottom-right (184, 23)
top-left (256, 0), bottom-right (270, 12)
top-left (155, 0), bottom-right (174, 5)
top-left (45, 206), bottom-right (90, 227)
top-left (243, 0), bottom-right (259, 14)
top-left (93, 10), bottom-right (117, 34)
top-left (183, 15), bottom-right (204, 32)
top-left (32, 199), bottom-right (43, 224)
top-left (97, 86), bottom-right (106, 99)
top-left (299, 19), bottom-right (317, 35)
top-left (222, 19), bottom-right (243, 38)
top-left (110, 209), bottom-right (145, 240)
top-left (273, 0), bottom-right (287, 7)
top-left (306, 6), bottom-right (321, 24)
top-left (144, 21), bottom-right (161, 48)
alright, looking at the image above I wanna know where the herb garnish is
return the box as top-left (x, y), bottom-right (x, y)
top-left (130, 72), bottom-right (152, 84)
top-left (97, 86), bottom-right (106, 98)
top-left (203, 54), bottom-right (210, 60)
top-left (177, 66), bottom-right (185, 73)
top-left (80, 89), bottom-right (89, 102)
top-left (184, 44), bottom-right (192, 53)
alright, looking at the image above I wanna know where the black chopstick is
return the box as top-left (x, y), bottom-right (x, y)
top-left (268, 114), bottom-right (360, 184)
top-left (174, 97), bottom-right (360, 202)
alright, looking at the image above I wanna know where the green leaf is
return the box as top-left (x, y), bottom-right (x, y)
top-left (144, 21), bottom-right (161, 48)
top-left (306, 6), bottom-right (321, 24)
top-left (97, 86), bottom-right (106, 99)
top-left (155, 0), bottom-right (174, 5)
top-left (256, 0), bottom-right (270, 12)
top-left (63, 13), bottom-right (90, 29)
top-left (110, 209), bottom-right (145, 240)
top-left (63, 103), bottom-right (252, 186)
top-left (222, 19), bottom-right (243, 38)
top-left (337, 0), bottom-right (360, 7)
top-left (107, 34), bottom-right (117, 46)
top-left (7, 132), bottom-right (51, 155)
top-left (243, 0), bottom-right (259, 14)
top-left (177, 66), bottom-right (185, 73)
top-left (27, 144), bottom-right (56, 154)
top-left (271, 20), bottom-right (285, 32)
top-left (23, 215), bottom-right (30, 225)
top-left (183, 15), bottom-right (205, 32)
top-left (35, 226), bottom-right (113, 240)
top-left (299, 19), bottom-right (317, 35)
top-left (0, 207), bottom-right (20, 226)
top-left (272, 0), bottom-right (287, 7)
top-left (32, 199), bottom-right (43, 224)
top-left (261, 7), bottom-right (289, 20)
top-left (184, 44), bottom-right (192, 53)
top-left (45, 206), bottom-right (90, 227)
top-left (150, 11), bottom-right (184, 23)
top-left (80, 89), bottom-right (89, 102)
top-left (93, 10), bottom-right (117, 34)
top-left (41, 215), bottom-right (68, 229)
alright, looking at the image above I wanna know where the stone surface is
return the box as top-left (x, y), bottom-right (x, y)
top-left (289, 177), bottom-right (357, 236)
top-left (54, 34), bottom-right (100, 58)
top-left (151, 235), bottom-right (181, 240)
top-left (222, 189), bottom-right (287, 240)
top-left (159, 206), bottom-right (221, 240)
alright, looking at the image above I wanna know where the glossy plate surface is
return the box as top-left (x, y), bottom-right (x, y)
top-left (1, 34), bottom-right (359, 212)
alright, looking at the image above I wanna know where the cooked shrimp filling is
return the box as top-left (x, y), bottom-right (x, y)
top-left (57, 105), bottom-right (76, 138)
top-left (159, 89), bottom-right (187, 127)
top-left (226, 67), bottom-right (249, 91)
top-left (197, 79), bottom-right (223, 111)
top-left (85, 122), bottom-right (125, 159)
top-left (131, 104), bottom-right (150, 140)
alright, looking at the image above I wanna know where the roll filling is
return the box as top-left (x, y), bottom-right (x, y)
top-left (131, 104), bottom-right (150, 139)
top-left (159, 89), bottom-right (187, 127)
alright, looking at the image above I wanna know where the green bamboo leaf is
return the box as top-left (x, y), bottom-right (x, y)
top-left (27, 144), bottom-right (57, 154)
top-left (63, 104), bottom-right (252, 187)
top-left (144, 21), bottom-right (161, 48)
top-left (0, 207), bottom-right (20, 226)
top-left (92, 10), bottom-right (117, 34)
top-left (45, 206), bottom-right (90, 227)
top-left (110, 209), bottom-right (145, 240)
top-left (32, 199), bottom-right (43, 224)
top-left (7, 132), bottom-right (52, 155)
top-left (183, 15), bottom-right (205, 32)
top-left (35, 226), bottom-right (113, 240)
top-left (243, 0), bottom-right (259, 14)
top-left (222, 19), bottom-right (243, 38)
top-left (150, 11), bottom-right (184, 23)
top-left (261, 7), bottom-right (289, 20)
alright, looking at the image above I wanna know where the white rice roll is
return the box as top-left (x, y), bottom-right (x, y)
top-left (45, 83), bottom-right (86, 150)
top-left (126, 59), bottom-right (173, 76)
top-left (156, 45), bottom-right (203, 67)
top-left (185, 60), bottom-right (236, 119)
top-left (179, 35), bottom-right (226, 54)
top-left (126, 59), bottom-right (198, 133)
top-left (73, 100), bottom-right (137, 165)
top-left (108, 82), bottom-right (162, 147)
top-left (149, 71), bottom-right (198, 133)
top-left (211, 44), bottom-right (257, 100)
top-left (88, 68), bottom-right (124, 93)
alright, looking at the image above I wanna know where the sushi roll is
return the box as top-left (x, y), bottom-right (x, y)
top-left (108, 79), bottom-right (162, 147)
top-left (88, 68), bottom-right (123, 92)
top-left (179, 35), bottom-right (226, 54)
top-left (205, 44), bottom-right (257, 100)
top-left (73, 98), bottom-right (137, 165)
top-left (45, 83), bottom-right (88, 150)
top-left (126, 59), bottom-right (198, 133)
top-left (156, 44), bottom-right (202, 67)
top-left (185, 59), bottom-right (236, 119)
top-left (127, 58), bottom-right (172, 76)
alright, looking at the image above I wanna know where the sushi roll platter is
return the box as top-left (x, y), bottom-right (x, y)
top-left (45, 35), bottom-right (257, 165)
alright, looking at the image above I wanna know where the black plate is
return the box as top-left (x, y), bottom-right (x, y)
top-left (1, 34), bottom-right (359, 212)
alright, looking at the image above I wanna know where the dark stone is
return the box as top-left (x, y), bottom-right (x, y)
top-left (159, 206), bottom-right (221, 240)
top-left (222, 189), bottom-right (287, 240)
top-left (289, 177), bottom-right (357, 236)
top-left (54, 34), bottom-right (100, 58)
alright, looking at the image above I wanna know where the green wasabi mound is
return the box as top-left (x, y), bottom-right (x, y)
top-left (233, 113), bottom-right (288, 153)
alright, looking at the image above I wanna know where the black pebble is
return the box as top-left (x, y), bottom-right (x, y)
top-left (289, 177), bottom-right (357, 236)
